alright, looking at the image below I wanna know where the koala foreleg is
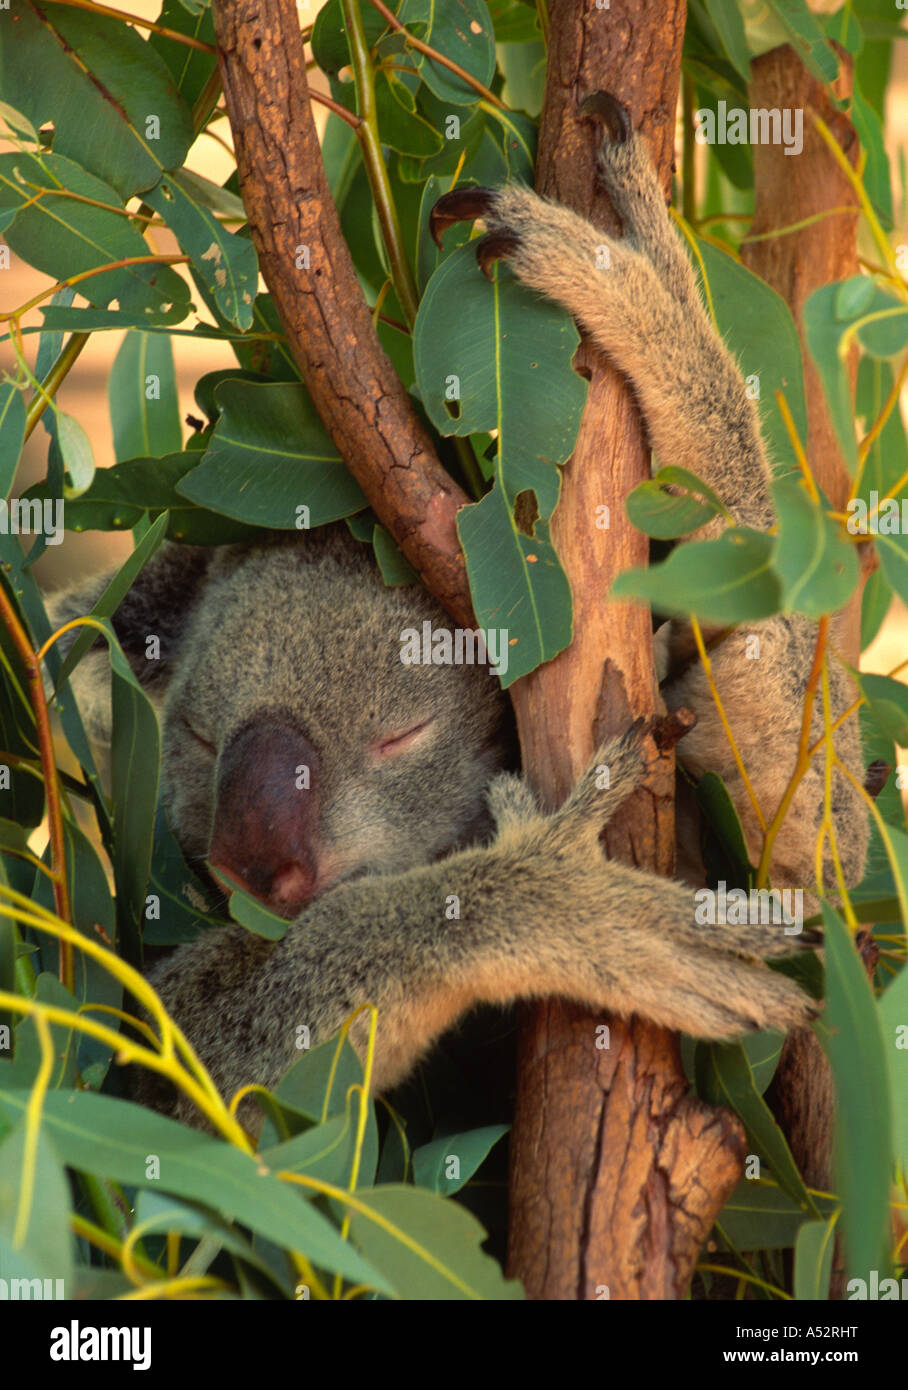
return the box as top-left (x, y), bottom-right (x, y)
top-left (432, 110), bottom-right (774, 529)
top-left (141, 730), bottom-right (815, 1130)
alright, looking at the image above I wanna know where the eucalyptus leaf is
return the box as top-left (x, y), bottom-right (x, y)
top-left (821, 903), bottom-right (892, 1282)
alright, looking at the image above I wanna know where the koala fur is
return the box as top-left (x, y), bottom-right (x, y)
top-left (48, 114), bottom-right (867, 1129)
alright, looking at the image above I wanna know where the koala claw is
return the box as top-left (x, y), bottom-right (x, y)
top-left (579, 90), bottom-right (632, 143)
top-left (475, 229), bottom-right (521, 279)
top-left (429, 185), bottom-right (498, 247)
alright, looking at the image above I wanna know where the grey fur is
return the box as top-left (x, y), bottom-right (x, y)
top-left (46, 124), bottom-right (867, 1129)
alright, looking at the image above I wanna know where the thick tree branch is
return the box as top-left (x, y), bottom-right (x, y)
top-left (211, 0), bottom-right (474, 626)
top-left (741, 45), bottom-right (863, 1227)
top-left (506, 0), bottom-right (745, 1301)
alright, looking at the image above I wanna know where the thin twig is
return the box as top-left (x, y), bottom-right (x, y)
top-left (342, 0), bottom-right (419, 325)
top-left (756, 617), bottom-right (829, 888)
top-left (43, 0), bottom-right (216, 52)
top-left (366, 0), bottom-right (506, 109)
top-left (0, 588), bottom-right (73, 984)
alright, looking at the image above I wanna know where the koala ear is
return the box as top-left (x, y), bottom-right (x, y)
top-left (47, 543), bottom-right (214, 744)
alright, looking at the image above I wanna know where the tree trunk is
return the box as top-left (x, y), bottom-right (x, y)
top-left (740, 43), bottom-right (862, 1205)
top-left (506, 0), bottom-right (745, 1302)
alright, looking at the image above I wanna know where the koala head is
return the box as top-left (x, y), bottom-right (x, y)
top-left (71, 526), bottom-right (514, 916)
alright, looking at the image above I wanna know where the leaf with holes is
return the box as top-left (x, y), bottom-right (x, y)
top-left (414, 246), bottom-right (586, 686)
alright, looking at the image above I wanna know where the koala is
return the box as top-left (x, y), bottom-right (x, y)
top-left (49, 95), bottom-right (867, 1129)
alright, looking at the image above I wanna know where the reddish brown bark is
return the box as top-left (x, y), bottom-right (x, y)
top-left (506, 0), bottom-right (746, 1301)
top-left (211, 0), bottom-right (474, 627)
top-left (741, 45), bottom-right (863, 1208)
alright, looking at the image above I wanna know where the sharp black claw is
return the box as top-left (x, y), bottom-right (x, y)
top-left (429, 186), bottom-right (498, 248)
top-left (580, 90), bottom-right (632, 144)
top-left (475, 230), bottom-right (520, 279)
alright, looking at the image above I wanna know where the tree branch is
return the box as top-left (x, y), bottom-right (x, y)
top-left (740, 43), bottom-right (863, 1226)
top-left (210, 0), bottom-right (474, 626)
top-left (506, 0), bottom-right (746, 1300)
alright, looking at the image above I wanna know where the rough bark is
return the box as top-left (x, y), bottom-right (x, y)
top-left (211, 0), bottom-right (474, 627)
top-left (506, 0), bottom-right (746, 1301)
top-left (741, 44), bottom-right (862, 1205)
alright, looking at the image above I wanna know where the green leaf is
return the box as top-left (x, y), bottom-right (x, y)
top-left (765, 0), bottom-right (840, 82)
top-left (793, 1217), bottom-right (836, 1301)
top-left (395, 0), bottom-right (496, 105)
top-left (344, 1185), bottom-right (522, 1300)
top-left (694, 771), bottom-right (755, 888)
top-left (55, 516), bottom-right (171, 964)
top-left (372, 524), bottom-right (419, 586)
top-left (31, 452), bottom-right (256, 545)
top-left (178, 381), bottom-right (366, 528)
top-left (860, 672), bottom-right (908, 745)
top-left (0, 99), bottom-right (39, 146)
top-left (30, 817), bottom-right (120, 1044)
top-left (261, 1089), bottom-right (378, 1190)
top-left (109, 332), bottom-right (182, 461)
top-left (38, 303), bottom-right (187, 332)
top-left (625, 464), bottom-right (727, 539)
top-left (0, 974), bottom-right (81, 1092)
top-left (702, 0), bottom-right (752, 79)
top-left (0, 1122), bottom-right (73, 1290)
top-left (311, 0), bottom-right (387, 79)
top-left (132, 1188), bottom-right (292, 1296)
top-left (717, 1179), bottom-right (838, 1250)
top-left (0, 383), bottom-right (25, 500)
top-left (879, 953), bottom-right (908, 1181)
top-left (861, 566), bottom-right (892, 652)
top-left (876, 530), bottom-right (908, 612)
top-left (226, 882), bottom-right (289, 942)
top-left (412, 1124), bottom-right (507, 1195)
top-left (612, 527), bottom-right (781, 625)
top-left (457, 488), bottom-right (571, 688)
top-left (737, 1030), bottom-right (784, 1096)
top-left (0, 2), bottom-right (194, 199)
top-left (498, 39), bottom-right (546, 117)
top-left (770, 480), bottom-right (859, 618)
top-left (805, 280), bottom-right (908, 473)
top-left (56, 411), bottom-right (95, 498)
top-left (0, 151), bottom-right (191, 318)
top-left (0, 1088), bottom-right (389, 1292)
top-left (144, 805), bottom-right (231, 947)
top-left (148, 0), bottom-right (217, 110)
top-left (374, 73), bottom-right (444, 158)
top-left (851, 81), bottom-right (893, 230)
top-left (820, 903), bottom-right (892, 1282)
top-left (273, 1033), bottom-right (365, 1125)
top-left (694, 238), bottom-right (807, 474)
top-left (144, 171), bottom-right (258, 330)
top-left (697, 1042), bottom-right (815, 1213)
top-left (415, 247), bottom-right (587, 685)
top-left (488, 0), bottom-right (540, 43)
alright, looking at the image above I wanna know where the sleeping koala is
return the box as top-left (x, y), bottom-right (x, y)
top-left (50, 96), bottom-right (867, 1127)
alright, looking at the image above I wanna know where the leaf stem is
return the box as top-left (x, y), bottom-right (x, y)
top-left (24, 332), bottom-right (89, 442)
top-left (365, 0), bottom-right (506, 109)
top-left (342, 0), bottom-right (420, 326)
top-left (45, 0), bottom-right (217, 52)
top-left (755, 617), bottom-right (829, 889)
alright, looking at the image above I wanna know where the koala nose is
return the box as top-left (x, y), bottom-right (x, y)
top-left (208, 715), bottom-right (319, 915)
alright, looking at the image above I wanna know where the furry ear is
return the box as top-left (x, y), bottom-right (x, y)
top-left (47, 543), bottom-right (214, 744)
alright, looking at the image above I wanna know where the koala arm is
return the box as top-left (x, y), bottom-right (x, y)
top-left (140, 730), bottom-right (815, 1128)
top-left (433, 103), bottom-right (868, 895)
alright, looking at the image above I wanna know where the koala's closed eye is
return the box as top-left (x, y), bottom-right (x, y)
top-left (371, 717), bottom-right (436, 759)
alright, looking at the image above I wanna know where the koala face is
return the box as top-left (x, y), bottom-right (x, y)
top-left (157, 528), bottom-right (512, 915)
